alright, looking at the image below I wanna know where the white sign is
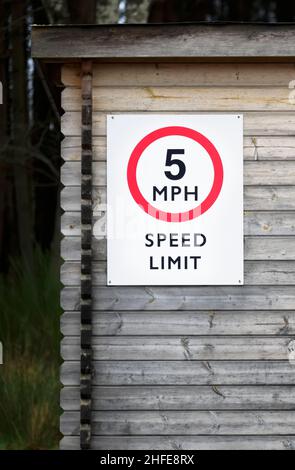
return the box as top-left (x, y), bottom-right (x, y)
top-left (106, 114), bottom-right (243, 285)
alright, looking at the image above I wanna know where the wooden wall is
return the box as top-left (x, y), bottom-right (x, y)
top-left (60, 62), bottom-right (295, 450)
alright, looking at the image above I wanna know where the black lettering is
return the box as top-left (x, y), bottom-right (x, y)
top-left (168, 256), bottom-right (181, 269)
top-left (194, 233), bottom-right (206, 247)
top-left (145, 233), bottom-right (154, 247)
top-left (158, 233), bottom-right (166, 246)
top-left (153, 186), bottom-right (167, 201)
top-left (170, 233), bottom-right (178, 247)
top-left (149, 256), bottom-right (158, 269)
top-left (165, 149), bottom-right (186, 180)
top-left (190, 256), bottom-right (201, 269)
top-left (184, 186), bottom-right (198, 201)
top-left (171, 186), bottom-right (181, 201)
top-left (182, 233), bottom-right (190, 247)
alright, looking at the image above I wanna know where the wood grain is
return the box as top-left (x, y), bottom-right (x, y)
top-left (60, 285), bottom-right (295, 311)
top-left (62, 63), bottom-right (295, 87)
top-left (61, 136), bottom-right (295, 161)
top-left (61, 410), bottom-right (295, 436)
top-left (61, 260), bottom-right (295, 286)
top-left (61, 360), bottom-right (295, 386)
top-left (61, 336), bottom-right (294, 361)
top-left (61, 385), bottom-right (295, 410)
top-left (32, 24), bottom-right (295, 60)
top-left (60, 435), bottom-right (295, 450)
top-left (62, 86), bottom-right (293, 112)
top-left (60, 310), bottom-right (295, 336)
top-left (61, 111), bottom-right (295, 137)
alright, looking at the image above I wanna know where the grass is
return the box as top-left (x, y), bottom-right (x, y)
top-left (0, 248), bottom-right (61, 449)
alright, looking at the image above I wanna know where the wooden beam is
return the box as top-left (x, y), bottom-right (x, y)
top-left (32, 23), bottom-right (295, 60)
top-left (80, 59), bottom-right (93, 450)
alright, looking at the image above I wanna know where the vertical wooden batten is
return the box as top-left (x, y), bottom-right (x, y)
top-left (80, 60), bottom-right (93, 450)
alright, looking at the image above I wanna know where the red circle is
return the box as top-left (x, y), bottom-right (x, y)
top-left (127, 126), bottom-right (223, 222)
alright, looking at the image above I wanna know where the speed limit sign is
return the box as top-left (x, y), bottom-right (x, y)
top-left (106, 114), bottom-right (243, 285)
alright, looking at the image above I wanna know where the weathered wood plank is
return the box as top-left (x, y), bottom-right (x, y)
top-left (61, 187), bottom-right (106, 211)
top-left (61, 161), bottom-right (295, 186)
top-left (61, 410), bottom-right (295, 436)
top-left (244, 237), bottom-right (295, 260)
top-left (62, 262), bottom-right (105, 285)
top-left (60, 186), bottom-right (295, 212)
top-left (60, 310), bottom-right (295, 336)
top-left (32, 24), bottom-right (295, 60)
top-left (61, 112), bottom-right (295, 137)
top-left (61, 336), bottom-right (294, 361)
top-left (61, 260), bottom-right (295, 286)
top-left (244, 187), bottom-right (295, 211)
top-left (61, 136), bottom-right (295, 161)
top-left (63, 86), bottom-right (293, 112)
top-left (60, 210), bottom-right (295, 237)
top-left (61, 360), bottom-right (295, 386)
top-left (61, 286), bottom-right (295, 311)
top-left (244, 137), bottom-right (295, 160)
top-left (244, 212), bottom-right (295, 236)
top-left (60, 236), bottom-right (295, 261)
top-left (60, 385), bottom-right (295, 410)
top-left (62, 63), bottom-right (295, 87)
top-left (61, 237), bottom-right (105, 261)
top-left (61, 137), bottom-right (105, 161)
top-left (60, 435), bottom-right (295, 450)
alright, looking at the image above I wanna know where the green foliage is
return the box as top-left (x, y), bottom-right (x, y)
top-left (0, 248), bottom-right (61, 361)
top-left (0, 249), bottom-right (61, 449)
top-left (0, 359), bottom-right (60, 449)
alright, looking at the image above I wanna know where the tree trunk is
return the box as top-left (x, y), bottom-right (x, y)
top-left (0, 0), bottom-right (9, 270)
top-left (148, 0), bottom-right (178, 22)
top-left (227, 0), bottom-right (254, 21)
top-left (10, 0), bottom-right (34, 268)
top-left (148, 0), bottom-right (213, 22)
top-left (67, 0), bottom-right (97, 23)
top-left (276, 0), bottom-right (295, 21)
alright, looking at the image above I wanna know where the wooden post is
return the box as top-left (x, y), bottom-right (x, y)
top-left (80, 60), bottom-right (93, 450)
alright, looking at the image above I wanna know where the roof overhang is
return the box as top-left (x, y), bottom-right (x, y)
top-left (31, 23), bottom-right (295, 62)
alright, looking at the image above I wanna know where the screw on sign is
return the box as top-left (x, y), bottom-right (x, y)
top-left (107, 115), bottom-right (243, 285)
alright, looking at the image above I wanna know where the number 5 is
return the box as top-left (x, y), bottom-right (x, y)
top-left (164, 149), bottom-right (186, 180)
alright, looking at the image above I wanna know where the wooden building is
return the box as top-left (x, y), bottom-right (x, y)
top-left (32, 23), bottom-right (295, 450)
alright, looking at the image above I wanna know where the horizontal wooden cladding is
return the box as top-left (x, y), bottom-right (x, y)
top-left (61, 311), bottom-right (295, 336)
top-left (61, 261), bottom-right (295, 286)
top-left (61, 286), bottom-right (295, 311)
top-left (61, 111), bottom-right (295, 137)
top-left (61, 385), bottom-right (295, 410)
top-left (61, 210), bottom-right (295, 237)
top-left (60, 434), bottom-right (295, 450)
top-left (31, 24), bottom-right (295, 60)
top-left (61, 410), bottom-right (295, 436)
top-left (61, 186), bottom-right (295, 212)
top-left (61, 336), bottom-right (293, 361)
top-left (62, 63), bottom-right (295, 87)
top-left (60, 161), bottom-right (295, 186)
top-left (61, 136), bottom-right (295, 162)
top-left (61, 236), bottom-right (295, 261)
top-left (62, 86), bottom-right (295, 112)
top-left (61, 360), bottom-right (295, 386)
